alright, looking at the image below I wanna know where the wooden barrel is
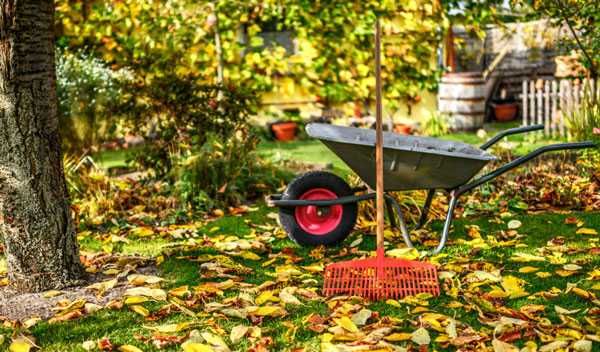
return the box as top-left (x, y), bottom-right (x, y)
top-left (438, 72), bottom-right (486, 130)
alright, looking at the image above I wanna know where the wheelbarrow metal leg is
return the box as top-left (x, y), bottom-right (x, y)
top-left (431, 193), bottom-right (459, 255)
top-left (385, 196), bottom-right (398, 229)
top-left (416, 189), bottom-right (435, 229)
top-left (384, 194), bottom-right (413, 248)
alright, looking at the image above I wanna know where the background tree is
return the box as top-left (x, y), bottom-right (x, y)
top-left (519, 0), bottom-right (598, 79)
top-left (0, 0), bottom-right (83, 291)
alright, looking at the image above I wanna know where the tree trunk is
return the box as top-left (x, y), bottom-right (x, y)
top-left (0, 0), bottom-right (83, 292)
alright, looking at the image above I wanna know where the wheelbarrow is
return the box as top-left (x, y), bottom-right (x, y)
top-left (269, 123), bottom-right (595, 254)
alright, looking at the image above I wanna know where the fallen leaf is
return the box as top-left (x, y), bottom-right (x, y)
top-left (492, 338), bottom-right (519, 352)
top-left (118, 345), bottom-right (144, 352)
top-left (181, 342), bottom-right (215, 352)
top-left (384, 332), bottom-right (412, 342)
top-left (127, 274), bottom-right (164, 286)
top-left (279, 287), bottom-right (302, 305)
top-left (576, 228), bottom-right (598, 235)
top-left (387, 247), bottom-right (419, 260)
top-left (351, 309), bottom-right (372, 326)
top-left (554, 305), bottom-right (580, 315)
top-left (124, 287), bottom-right (167, 301)
top-left (333, 316), bottom-right (358, 333)
top-left (501, 276), bottom-right (529, 298)
top-left (507, 220), bottom-right (522, 229)
top-left (518, 266), bottom-right (539, 273)
top-left (573, 340), bottom-right (592, 352)
top-left (411, 327), bottom-right (430, 345)
top-left (82, 340), bottom-right (95, 351)
top-left (230, 325), bottom-right (248, 344)
top-left (539, 340), bottom-right (569, 352)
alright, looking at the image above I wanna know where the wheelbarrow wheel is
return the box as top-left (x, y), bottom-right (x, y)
top-left (280, 171), bottom-right (357, 246)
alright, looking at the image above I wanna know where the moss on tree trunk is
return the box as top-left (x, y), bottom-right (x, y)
top-left (0, 0), bottom-right (83, 292)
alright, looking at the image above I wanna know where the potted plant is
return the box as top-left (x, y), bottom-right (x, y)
top-left (270, 120), bottom-right (298, 141)
top-left (269, 109), bottom-right (301, 141)
top-left (491, 88), bottom-right (518, 122)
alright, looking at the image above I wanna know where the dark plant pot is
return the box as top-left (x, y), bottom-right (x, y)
top-left (493, 102), bottom-right (518, 122)
top-left (271, 121), bottom-right (297, 141)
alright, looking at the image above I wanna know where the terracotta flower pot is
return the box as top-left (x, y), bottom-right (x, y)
top-left (493, 103), bottom-right (518, 122)
top-left (394, 124), bottom-right (412, 135)
top-left (271, 122), bottom-right (297, 141)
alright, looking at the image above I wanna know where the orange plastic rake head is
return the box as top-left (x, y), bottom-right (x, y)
top-left (322, 248), bottom-right (440, 300)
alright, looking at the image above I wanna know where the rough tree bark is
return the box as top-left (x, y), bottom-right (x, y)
top-left (0, 0), bottom-right (83, 292)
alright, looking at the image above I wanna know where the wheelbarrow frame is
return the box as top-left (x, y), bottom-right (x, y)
top-left (269, 124), bottom-right (595, 255)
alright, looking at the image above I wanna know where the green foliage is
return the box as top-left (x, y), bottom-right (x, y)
top-left (422, 112), bottom-right (450, 137)
top-left (56, 50), bottom-right (133, 149)
top-left (55, 0), bottom-right (447, 110)
top-left (134, 83), bottom-right (258, 176)
top-left (565, 86), bottom-right (600, 143)
top-left (172, 131), bottom-right (288, 211)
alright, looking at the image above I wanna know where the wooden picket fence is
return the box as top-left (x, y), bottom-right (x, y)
top-left (521, 78), bottom-right (598, 137)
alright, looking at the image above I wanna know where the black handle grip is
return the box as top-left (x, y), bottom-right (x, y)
top-left (481, 124), bottom-right (545, 150)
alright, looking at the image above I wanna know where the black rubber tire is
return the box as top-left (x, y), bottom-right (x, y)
top-left (279, 171), bottom-right (357, 246)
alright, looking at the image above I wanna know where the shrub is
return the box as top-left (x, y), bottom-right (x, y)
top-left (133, 79), bottom-right (258, 176)
top-left (565, 85), bottom-right (600, 143)
top-left (56, 50), bottom-right (134, 150)
top-left (421, 113), bottom-right (450, 137)
top-left (172, 130), bottom-right (289, 211)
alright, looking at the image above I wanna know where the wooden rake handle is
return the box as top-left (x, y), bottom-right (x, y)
top-left (375, 17), bottom-right (385, 255)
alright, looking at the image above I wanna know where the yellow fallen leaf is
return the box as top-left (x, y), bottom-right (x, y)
top-left (124, 296), bottom-right (149, 305)
top-left (255, 291), bottom-right (278, 305)
top-left (501, 276), bottom-right (529, 298)
top-left (124, 287), bottom-right (167, 301)
top-left (576, 228), bottom-right (598, 235)
top-left (536, 272), bottom-right (552, 278)
top-left (42, 290), bottom-right (63, 298)
top-left (385, 299), bottom-right (401, 308)
top-left (168, 286), bottom-right (190, 298)
top-left (9, 340), bottom-right (32, 352)
top-left (251, 305), bottom-right (286, 317)
top-left (181, 342), bottom-right (214, 352)
top-left (239, 251), bottom-right (261, 261)
top-left (519, 266), bottom-right (539, 273)
top-left (387, 248), bottom-right (419, 260)
top-left (144, 321), bottom-right (200, 333)
top-left (127, 274), bottom-right (164, 286)
top-left (510, 252), bottom-right (545, 262)
top-left (129, 227), bottom-right (154, 237)
top-left (333, 316), bottom-right (358, 333)
top-left (118, 345), bottom-right (144, 352)
top-left (130, 305), bottom-right (149, 317)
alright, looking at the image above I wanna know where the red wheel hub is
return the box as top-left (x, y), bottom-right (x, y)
top-left (295, 188), bottom-right (343, 235)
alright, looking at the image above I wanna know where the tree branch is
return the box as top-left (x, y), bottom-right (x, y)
top-left (553, 0), bottom-right (597, 79)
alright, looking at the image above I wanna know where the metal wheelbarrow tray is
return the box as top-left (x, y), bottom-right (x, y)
top-left (269, 123), bottom-right (595, 254)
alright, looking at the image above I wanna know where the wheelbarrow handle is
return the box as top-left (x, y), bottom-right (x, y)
top-left (480, 124), bottom-right (544, 150)
top-left (460, 140), bottom-right (596, 195)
